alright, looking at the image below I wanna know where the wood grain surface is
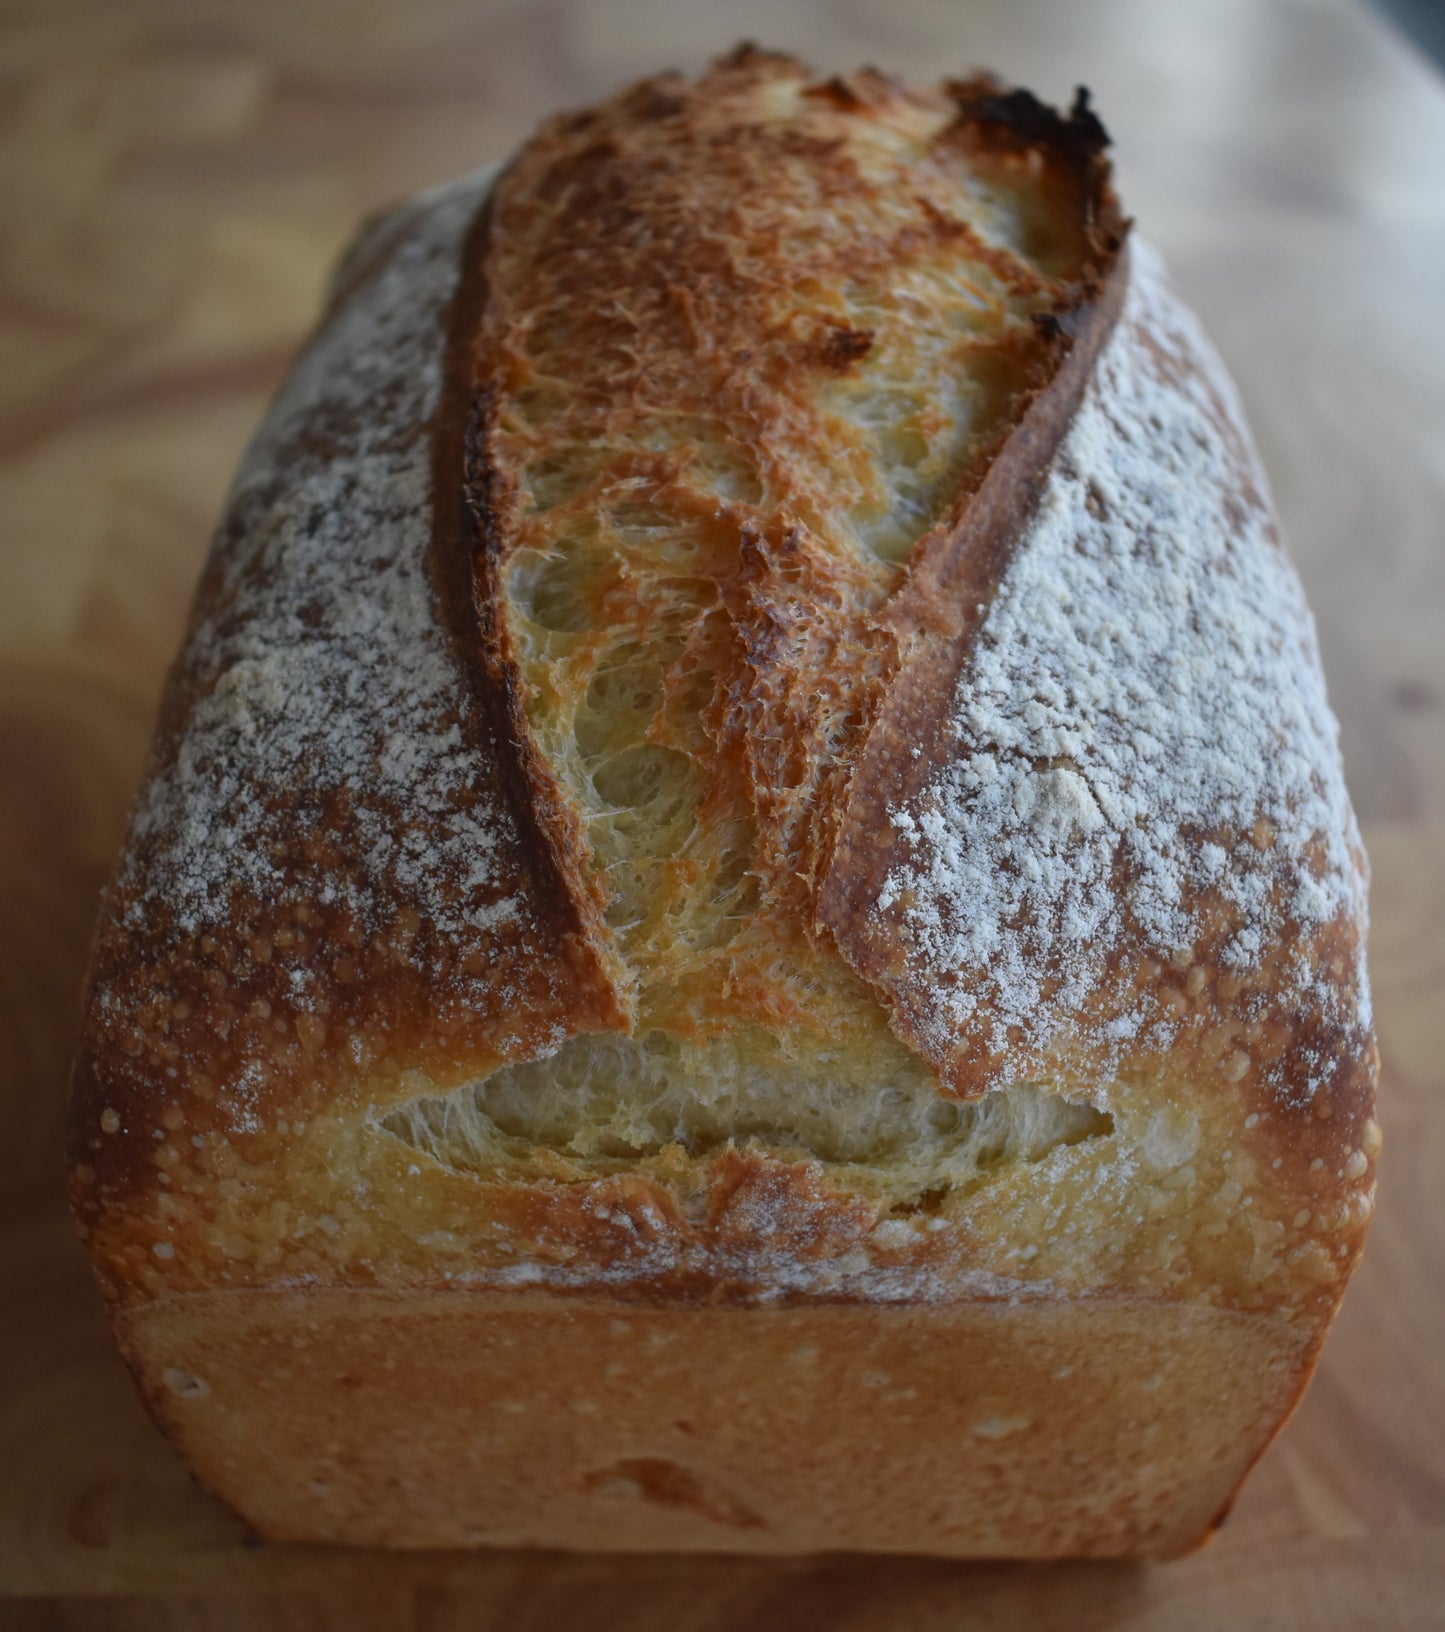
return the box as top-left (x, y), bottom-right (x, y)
top-left (3, 0), bottom-right (1444, 1626)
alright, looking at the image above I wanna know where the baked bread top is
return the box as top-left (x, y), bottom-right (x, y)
top-left (70, 48), bottom-right (1376, 1328)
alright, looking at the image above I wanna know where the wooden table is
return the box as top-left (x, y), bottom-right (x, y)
top-left (3, 0), bottom-right (1443, 1625)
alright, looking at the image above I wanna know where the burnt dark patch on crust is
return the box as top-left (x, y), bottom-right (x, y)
top-left (942, 78), bottom-right (1127, 266)
top-left (947, 81), bottom-right (1111, 168)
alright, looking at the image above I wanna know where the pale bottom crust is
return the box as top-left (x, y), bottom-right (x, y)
top-left (116, 1287), bottom-right (1312, 1558)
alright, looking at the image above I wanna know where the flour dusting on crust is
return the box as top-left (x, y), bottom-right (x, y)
top-left (876, 243), bottom-right (1370, 1096)
top-left (119, 174), bottom-right (521, 986)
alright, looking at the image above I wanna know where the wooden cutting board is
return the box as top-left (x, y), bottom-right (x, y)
top-left (3, 0), bottom-right (1443, 1625)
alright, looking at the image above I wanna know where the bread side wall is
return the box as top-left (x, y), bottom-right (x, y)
top-left (120, 1286), bottom-right (1313, 1557)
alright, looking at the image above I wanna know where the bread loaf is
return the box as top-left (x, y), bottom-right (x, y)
top-left (69, 47), bottom-right (1378, 1558)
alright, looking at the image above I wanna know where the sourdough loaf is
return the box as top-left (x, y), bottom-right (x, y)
top-left (69, 47), bottom-right (1378, 1557)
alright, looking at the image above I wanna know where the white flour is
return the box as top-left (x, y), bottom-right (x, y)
top-left (877, 243), bottom-right (1370, 1092)
top-left (120, 174), bottom-right (523, 995)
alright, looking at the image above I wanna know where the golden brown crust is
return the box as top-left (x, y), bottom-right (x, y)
top-left (68, 49), bottom-right (1377, 1557)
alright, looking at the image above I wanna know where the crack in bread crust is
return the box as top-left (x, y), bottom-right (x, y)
top-left (471, 47), bottom-right (1127, 1046)
top-left (377, 1028), bottom-right (1113, 1211)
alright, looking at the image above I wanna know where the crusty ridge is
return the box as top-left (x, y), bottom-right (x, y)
top-left (471, 44), bottom-right (1127, 1044)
